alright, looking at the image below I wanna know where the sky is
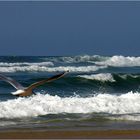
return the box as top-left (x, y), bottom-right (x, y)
top-left (0, 1), bottom-right (140, 56)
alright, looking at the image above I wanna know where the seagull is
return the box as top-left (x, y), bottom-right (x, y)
top-left (0, 71), bottom-right (68, 97)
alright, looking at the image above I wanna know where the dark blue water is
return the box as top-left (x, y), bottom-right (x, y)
top-left (0, 55), bottom-right (140, 130)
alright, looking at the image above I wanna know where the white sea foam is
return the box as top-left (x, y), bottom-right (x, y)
top-left (0, 91), bottom-right (140, 121)
top-left (95, 55), bottom-right (140, 67)
top-left (0, 121), bottom-right (17, 126)
top-left (119, 74), bottom-right (140, 79)
top-left (0, 65), bottom-right (106, 73)
top-left (0, 62), bottom-right (54, 67)
top-left (43, 55), bottom-right (107, 63)
top-left (77, 73), bottom-right (115, 82)
top-left (43, 55), bottom-right (140, 67)
top-left (68, 55), bottom-right (106, 63)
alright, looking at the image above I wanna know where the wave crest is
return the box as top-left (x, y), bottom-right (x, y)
top-left (0, 62), bottom-right (54, 67)
top-left (95, 55), bottom-right (140, 67)
top-left (78, 73), bottom-right (115, 82)
top-left (1, 91), bottom-right (140, 120)
top-left (0, 65), bottom-right (106, 73)
top-left (43, 55), bottom-right (140, 67)
top-left (43, 55), bottom-right (107, 63)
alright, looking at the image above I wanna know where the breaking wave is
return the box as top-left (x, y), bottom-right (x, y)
top-left (1, 92), bottom-right (140, 121)
top-left (77, 73), bottom-right (115, 82)
top-left (43, 55), bottom-right (107, 63)
top-left (0, 55), bottom-right (140, 73)
top-left (1, 55), bottom-right (140, 67)
top-left (95, 55), bottom-right (140, 67)
top-left (43, 55), bottom-right (140, 67)
top-left (77, 73), bottom-right (140, 82)
top-left (0, 62), bottom-right (54, 67)
top-left (0, 65), bottom-right (106, 73)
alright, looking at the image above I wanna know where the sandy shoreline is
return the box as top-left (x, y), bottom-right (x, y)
top-left (1, 129), bottom-right (140, 139)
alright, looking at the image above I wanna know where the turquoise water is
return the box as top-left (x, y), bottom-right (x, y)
top-left (0, 55), bottom-right (140, 130)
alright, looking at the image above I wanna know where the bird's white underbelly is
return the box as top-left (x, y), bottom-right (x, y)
top-left (11, 90), bottom-right (25, 95)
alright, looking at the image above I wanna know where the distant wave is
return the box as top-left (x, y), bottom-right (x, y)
top-left (0, 55), bottom-right (140, 73)
top-left (0, 62), bottom-right (54, 67)
top-left (77, 73), bottom-right (115, 82)
top-left (77, 73), bottom-right (140, 83)
top-left (43, 55), bottom-right (108, 63)
top-left (1, 91), bottom-right (140, 121)
top-left (43, 55), bottom-right (140, 67)
top-left (95, 55), bottom-right (140, 67)
top-left (0, 65), bottom-right (106, 73)
top-left (1, 55), bottom-right (140, 67)
top-left (118, 74), bottom-right (140, 79)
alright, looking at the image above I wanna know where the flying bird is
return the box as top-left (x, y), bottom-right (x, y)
top-left (0, 71), bottom-right (68, 97)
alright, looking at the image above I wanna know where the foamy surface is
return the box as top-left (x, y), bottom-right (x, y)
top-left (0, 92), bottom-right (140, 121)
top-left (78, 73), bottom-right (115, 82)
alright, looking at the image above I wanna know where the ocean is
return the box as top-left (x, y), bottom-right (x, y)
top-left (0, 55), bottom-right (140, 131)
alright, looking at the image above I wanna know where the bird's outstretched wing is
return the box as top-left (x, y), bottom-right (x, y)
top-left (27, 71), bottom-right (68, 91)
top-left (0, 74), bottom-right (24, 90)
